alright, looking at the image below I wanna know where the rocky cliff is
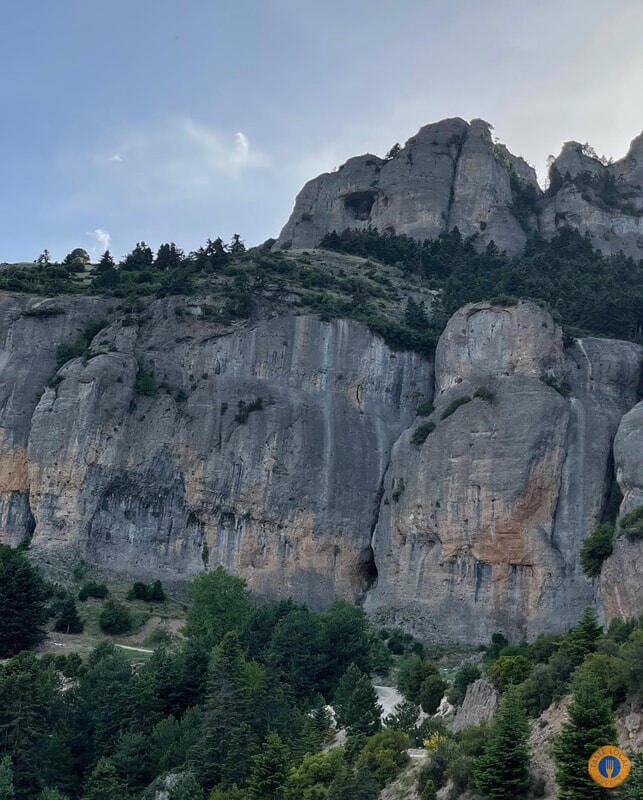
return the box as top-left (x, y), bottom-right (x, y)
top-left (0, 292), bottom-right (640, 640)
top-left (275, 118), bottom-right (643, 259)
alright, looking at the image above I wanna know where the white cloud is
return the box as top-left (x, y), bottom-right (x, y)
top-left (87, 228), bottom-right (111, 255)
top-left (108, 154), bottom-right (123, 162)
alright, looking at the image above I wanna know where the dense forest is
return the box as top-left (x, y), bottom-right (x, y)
top-left (0, 545), bottom-right (641, 800)
top-left (1, 227), bottom-right (641, 363)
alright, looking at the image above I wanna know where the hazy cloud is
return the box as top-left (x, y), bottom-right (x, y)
top-left (88, 228), bottom-right (111, 255)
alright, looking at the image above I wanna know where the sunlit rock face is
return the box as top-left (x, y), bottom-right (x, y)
top-left (365, 300), bottom-right (641, 642)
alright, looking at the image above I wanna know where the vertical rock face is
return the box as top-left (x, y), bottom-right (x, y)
top-left (25, 306), bottom-right (429, 608)
top-left (0, 291), bottom-right (639, 640)
top-left (0, 294), bottom-right (108, 546)
top-left (599, 400), bottom-right (643, 623)
top-left (275, 119), bottom-right (643, 259)
top-left (366, 301), bottom-right (641, 642)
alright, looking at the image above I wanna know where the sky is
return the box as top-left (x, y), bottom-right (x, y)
top-left (0, 0), bottom-right (642, 262)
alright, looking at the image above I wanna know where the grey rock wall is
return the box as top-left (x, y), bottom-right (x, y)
top-left (275, 118), bottom-right (643, 259)
top-left (365, 301), bottom-right (641, 642)
top-left (0, 292), bottom-right (639, 640)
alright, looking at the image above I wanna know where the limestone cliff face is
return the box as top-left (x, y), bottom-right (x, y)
top-left (275, 119), bottom-right (643, 259)
top-left (23, 303), bottom-right (429, 608)
top-left (0, 292), bottom-right (640, 639)
top-left (599, 400), bottom-right (643, 622)
top-left (365, 301), bottom-right (641, 642)
top-left (0, 294), bottom-right (109, 546)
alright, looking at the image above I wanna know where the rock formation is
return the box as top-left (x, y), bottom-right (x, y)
top-left (599, 399), bottom-right (643, 622)
top-left (365, 300), bottom-right (641, 641)
top-left (450, 678), bottom-right (500, 733)
top-left (275, 119), bottom-right (643, 259)
top-left (0, 291), bottom-right (640, 641)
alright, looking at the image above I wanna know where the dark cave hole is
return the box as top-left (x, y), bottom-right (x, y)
top-left (343, 190), bottom-right (377, 221)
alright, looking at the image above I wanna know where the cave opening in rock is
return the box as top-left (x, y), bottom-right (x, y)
top-left (343, 190), bottom-right (377, 221)
top-left (358, 544), bottom-right (379, 590)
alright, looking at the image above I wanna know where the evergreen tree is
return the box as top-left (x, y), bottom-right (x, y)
top-left (37, 790), bottom-right (69, 800)
top-left (229, 234), bottom-right (246, 254)
top-left (474, 689), bottom-right (530, 800)
top-left (554, 676), bottom-right (617, 800)
top-left (0, 757), bottom-right (14, 800)
top-left (0, 545), bottom-right (48, 657)
top-left (155, 243), bottom-right (184, 271)
top-left (54, 598), bottom-right (84, 634)
top-left (404, 297), bottom-right (429, 330)
top-left (246, 731), bottom-right (289, 800)
top-left (35, 250), bottom-right (51, 267)
top-left (418, 673), bottom-right (446, 715)
top-left (623, 753), bottom-right (643, 800)
top-left (334, 665), bottom-right (382, 735)
top-left (121, 242), bottom-right (153, 271)
top-left (96, 250), bottom-right (114, 270)
top-left (81, 758), bottom-right (125, 800)
top-left (99, 599), bottom-right (132, 634)
top-left (184, 568), bottom-right (253, 651)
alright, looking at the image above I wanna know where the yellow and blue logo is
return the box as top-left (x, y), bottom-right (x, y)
top-left (588, 745), bottom-right (631, 788)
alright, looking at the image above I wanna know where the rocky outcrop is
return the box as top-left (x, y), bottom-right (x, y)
top-left (24, 302), bottom-right (429, 608)
top-left (450, 679), bottom-right (500, 733)
top-left (275, 119), bottom-right (643, 259)
top-left (366, 300), bottom-right (641, 642)
top-left (275, 118), bottom-right (536, 254)
top-left (0, 291), bottom-right (640, 639)
top-left (599, 400), bottom-right (643, 623)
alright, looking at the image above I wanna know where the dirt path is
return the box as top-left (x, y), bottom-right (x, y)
top-left (115, 644), bottom-right (154, 654)
top-left (375, 684), bottom-right (404, 718)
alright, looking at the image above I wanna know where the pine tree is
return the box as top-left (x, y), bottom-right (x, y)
top-left (0, 757), bottom-right (14, 800)
top-left (81, 758), bottom-right (125, 800)
top-left (37, 791), bottom-right (70, 800)
top-left (474, 688), bottom-right (530, 800)
top-left (554, 676), bottom-right (617, 800)
top-left (0, 545), bottom-right (48, 657)
top-left (334, 665), bottom-right (382, 735)
top-left (246, 731), bottom-right (289, 799)
top-left (54, 598), bottom-right (84, 634)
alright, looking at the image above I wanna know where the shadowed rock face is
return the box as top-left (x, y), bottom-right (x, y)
top-left (275, 119), bottom-right (643, 259)
top-left (599, 400), bottom-right (643, 623)
top-left (0, 293), bottom-right (640, 639)
top-left (365, 301), bottom-right (641, 642)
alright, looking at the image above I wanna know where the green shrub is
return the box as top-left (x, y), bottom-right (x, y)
top-left (78, 582), bottom-right (109, 601)
top-left (579, 522), bottom-right (614, 578)
top-left (488, 655), bottom-right (532, 692)
top-left (619, 505), bottom-right (643, 540)
top-left (411, 421), bottom-right (435, 445)
top-left (473, 386), bottom-right (494, 402)
top-left (99, 599), bottom-right (133, 634)
top-left (448, 662), bottom-right (481, 705)
top-left (440, 396), bottom-right (471, 419)
top-left (416, 399), bottom-right (434, 416)
top-left (54, 598), bottom-right (84, 634)
top-left (127, 580), bottom-right (165, 602)
top-left (135, 367), bottom-right (156, 396)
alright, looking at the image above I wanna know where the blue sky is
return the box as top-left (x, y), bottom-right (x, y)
top-left (1, 0), bottom-right (641, 262)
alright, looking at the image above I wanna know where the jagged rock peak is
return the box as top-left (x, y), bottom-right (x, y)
top-left (276, 117), bottom-right (643, 259)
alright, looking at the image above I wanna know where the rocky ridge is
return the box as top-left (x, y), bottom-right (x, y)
top-left (275, 118), bottom-right (643, 259)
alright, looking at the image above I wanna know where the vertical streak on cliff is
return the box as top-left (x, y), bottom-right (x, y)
top-left (445, 130), bottom-right (467, 231)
